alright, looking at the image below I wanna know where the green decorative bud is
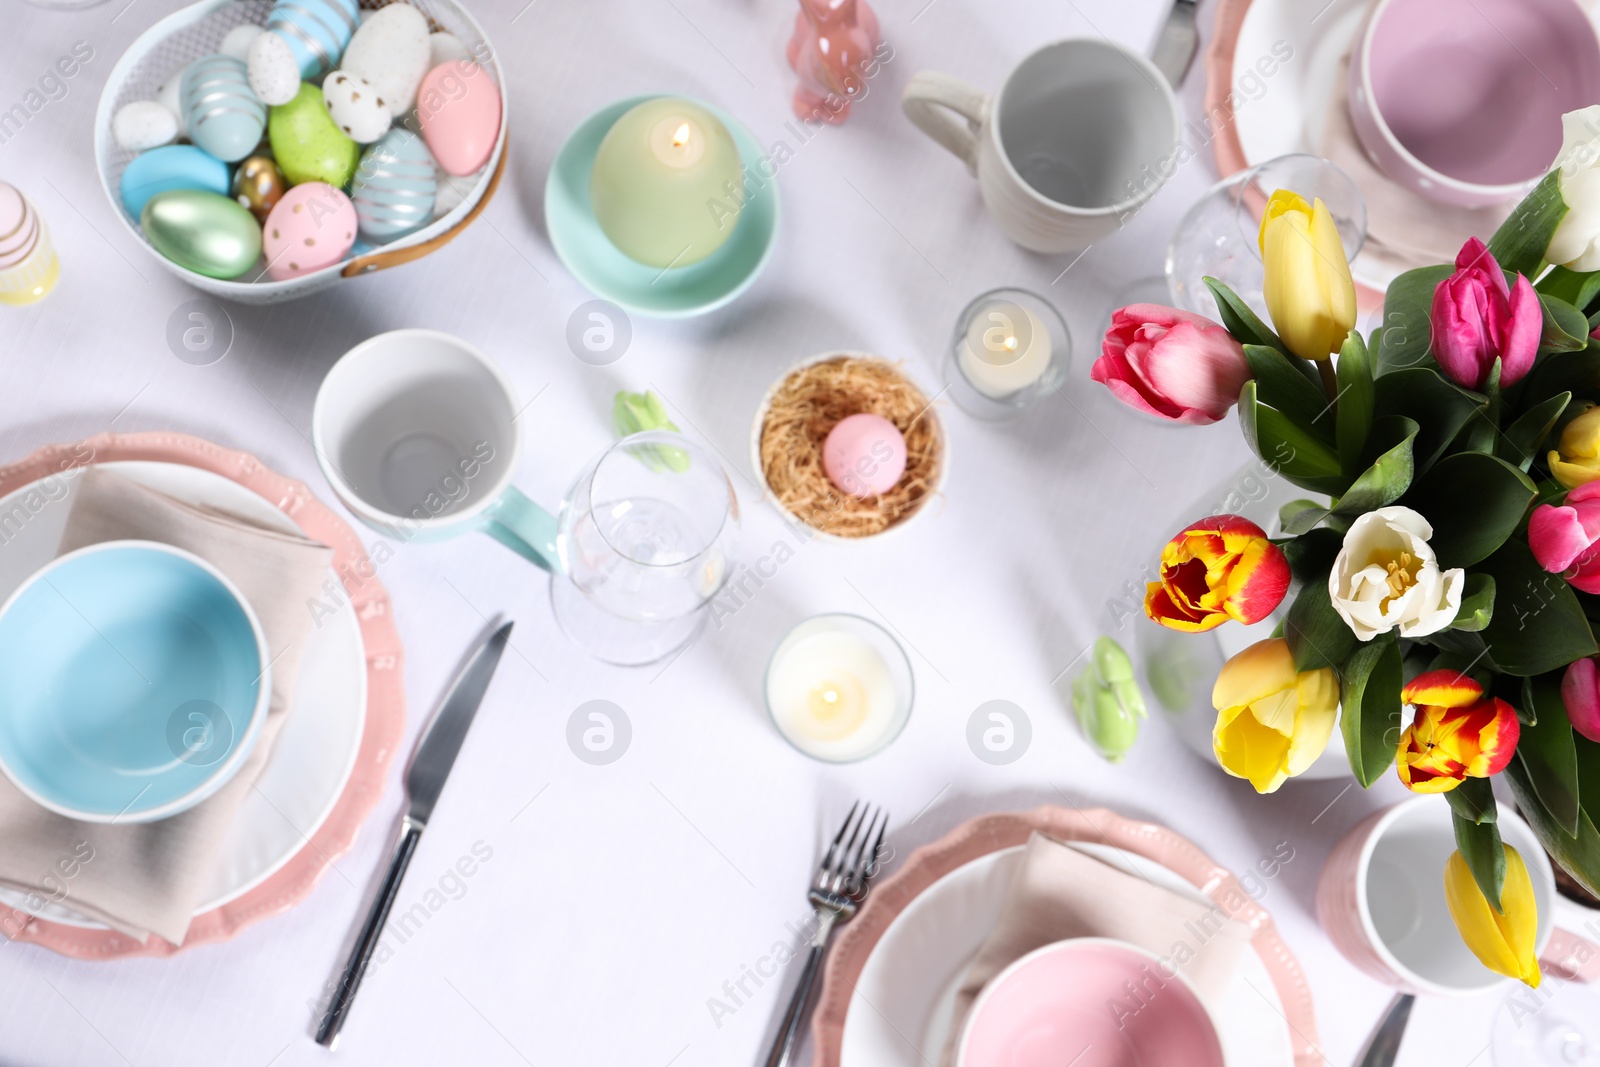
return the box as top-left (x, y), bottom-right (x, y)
top-left (612, 390), bottom-right (690, 472)
top-left (1072, 636), bottom-right (1148, 763)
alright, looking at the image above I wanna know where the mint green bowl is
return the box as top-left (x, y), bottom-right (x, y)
top-left (545, 94), bottom-right (780, 318)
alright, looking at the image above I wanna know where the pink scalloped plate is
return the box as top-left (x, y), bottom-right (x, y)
top-left (0, 432), bottom-right (405, 959)
top-left (811, 806), bottom-right (1323, 1067)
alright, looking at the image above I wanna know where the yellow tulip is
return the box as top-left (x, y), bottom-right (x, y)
top-left (1211, 638), bottom-right (1339, 793)
top-left (1259, 190), bottom-right (1358, 362)
top-left (1549, 403), bottom-right (1600, 489)
top-left (1444, 845), bottom-right (1542, 988)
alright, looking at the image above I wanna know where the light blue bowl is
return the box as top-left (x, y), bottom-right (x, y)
top-left (0, 541), bottom-right (270, 823)
top-left (545, 94), bottom-right (781, 318)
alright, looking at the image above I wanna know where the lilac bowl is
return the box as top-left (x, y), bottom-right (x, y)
top-left (1350, 0), bottom-right (1600, 207)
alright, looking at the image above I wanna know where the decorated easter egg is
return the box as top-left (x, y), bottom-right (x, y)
top-left (431, 164), bottom-right (476, 219)
top-left (322, 70), bottom-right (391, 144)
top-left (112, 100), bottom-right (178, 152)
top-left (822, 414), bottom-right (907, 498)
top-left (155, 73), bottom-right (188, 137)
top-left (119, 144), bottom-right (231, 219)
top-left (428, 32), bottom-right (469, 69)
top-left (352, 128), bottom-right (436, 240)
top-left (265, 0), bottom-right (359, 79)
top-left (246, 31), bottom-right (301, 107)
top-left (342, 3), bottom-right (431, 117)
top-left (232, 155), bottom-right (288, 222)
top-left (269, 83), bottom-right (360, 187)
top-left (262, 182), bottom-right (356, 280)
top-left (220, 23), bottom-right (264, 61)
top-left (0, 183), bottom-right (59, 305)
top-left (417, 62), bottom-right (500, 176)
top-left (181, 55), bottom-right (266, 163)
top-left (142, 189), bottom-right (262, 279)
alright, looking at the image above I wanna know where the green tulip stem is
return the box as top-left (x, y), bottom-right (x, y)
top-left (1318, 359), bottom-right (1338, 409)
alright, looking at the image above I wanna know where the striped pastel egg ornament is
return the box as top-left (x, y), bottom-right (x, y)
top-left (181, 54), bottom-right (266, 163)
top-left (0, 183), bottom-right (59, 305)
top-left (352, 128), bottom-right (437, 240)
top-left (265, 0), bottom-right (360, 79)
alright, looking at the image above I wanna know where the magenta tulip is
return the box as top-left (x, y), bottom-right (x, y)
top-left (1562, 657), bottom-right (1600, 743)
top-left (1429, 237), bottom-right (1540, 390)
top-left (1092, 304), bottom-right (1251, 425)
top-left (1529, 481), bottom-right (1600, 593)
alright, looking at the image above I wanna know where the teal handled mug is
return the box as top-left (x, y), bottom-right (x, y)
top-left (313, 329), bottom-right (739, 664)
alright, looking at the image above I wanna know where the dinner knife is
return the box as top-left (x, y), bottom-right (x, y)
top-left (314, 620), bottom-right (513, 1048)
top-left (1152, 0), bottom-right (1200, 88)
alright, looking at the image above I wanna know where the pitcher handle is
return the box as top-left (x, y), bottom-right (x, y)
top-left (901, 71), bottom-right (989, 174)
top-left (482, 486), bottom-right (560, 573)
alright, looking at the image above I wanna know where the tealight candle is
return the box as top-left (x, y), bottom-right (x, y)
top-left (957, 298), bottom-right (1051, 398)
top-left (0, 184), bottom-right (58, 306)
top-left (822, 413), bottom-right (906, 498)
top-left (765, 614), bottom-right (913, 762)
top-left (589, 97), bottom-right (744, 269)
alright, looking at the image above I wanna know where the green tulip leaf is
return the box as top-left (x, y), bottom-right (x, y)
top-left (1477, 540), bottom-right (1599, 676)
top-left (1507, 756), bottom-right (1600, 900)
top-left (1285, 576), bottom-right (1358, 672)
top-left (1282, 527), bottom-right (1343, 585)
top-left (1340, 635), bottom-right (1403, 788)
top-left (1458, 360), bottom-right (1504, 457)
top-left (1279, 499), bottom-right (1330, 536)
top-left (1488, 170), bottom-right (1568, 280)
top-left (1373, 368), bottom-right (1485, 472)
top-left (1517, 672), bottom-right (1582, 836)
top-left (1517, 339), bottom-right (1600, 415)
top-left (1446, 776), bottom-right (1499, 826)
top-left (1336, 329), bottom-right (1376, 476)
top-left (1374, 265), bottom-right (1453, 376)
top-left (1238, 381), bottom-right (1347, 495)
top-left (1332, 415), bottom-right (1417, 516)
top-left (1243, 344), bottom-right (1335, 443)
top-left (1204, 277), bottom-right (1294, 360)
top-left (1500, 391), bottom-right (1571, 472)
top-left (1404, 452), bottom-right (1536, 568)
top-left (1539, 292), bottom-right (1592, 355)
top-left (1453, 808), bottom-right (1507, 911)
top-left (1537, 265), bottom-right (1600, 314)
top-left (1450, 574), bottom-right (1495, 633)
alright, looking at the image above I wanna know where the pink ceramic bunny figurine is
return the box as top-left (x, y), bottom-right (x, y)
top-left (786, 0), bottom-right (881, 124)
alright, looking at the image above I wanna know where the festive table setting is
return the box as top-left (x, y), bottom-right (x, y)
top-left (7, 0), bottom-right (1600, 1065)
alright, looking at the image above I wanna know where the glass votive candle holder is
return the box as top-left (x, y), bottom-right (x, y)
top-left (764, 613), bottom-right (913, 763)
top-left (945, 287), bottom-right (1070, 421)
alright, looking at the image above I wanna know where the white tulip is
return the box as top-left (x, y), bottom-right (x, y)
top-left (1328, 507), bottom-right (1464, 642)
top-left (1548, 106), bottom-right (1600, 272)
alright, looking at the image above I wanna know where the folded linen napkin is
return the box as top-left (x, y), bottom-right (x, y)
top-left (0, 468), bottom-right (333, 944)
top-left (938, 832), bottom-right (1256, 1067)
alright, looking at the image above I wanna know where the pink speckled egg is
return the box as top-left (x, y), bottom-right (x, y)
top-left (416, 61), bottom-right (501, 176)
top-left (261, 182), bottom-right (356, 281)
top-left (823, 413), bottom-right (907, 498)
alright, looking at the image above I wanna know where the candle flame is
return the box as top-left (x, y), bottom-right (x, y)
top-left (822, 689), bottom-right (838, 704)
top-left (672, 122), bottom-right (691, 148)
top-left (1003, 336), bottom-right (1018, 351)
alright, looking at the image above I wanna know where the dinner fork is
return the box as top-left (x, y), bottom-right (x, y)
top-left (762, 802), bottom-right (888, 1067)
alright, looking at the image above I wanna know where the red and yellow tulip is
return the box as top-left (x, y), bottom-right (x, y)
top-left (1145, 515), bottom-right (1291, 632)
top-left (1445, 845), bottom-right (1542, 988)
top-left (1395, 671), bottom-right (1520, 793)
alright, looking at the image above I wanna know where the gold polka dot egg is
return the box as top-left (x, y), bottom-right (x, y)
top-left (261, 181), bottom-right (356, 281)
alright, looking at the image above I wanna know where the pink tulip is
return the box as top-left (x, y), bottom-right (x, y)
top-left (1091, 304), bottom-right (1251, 425)
top-left (1430, 237), bottom-right (1540, 390)
top-left (1561, 657), bottom-right (1600, 743)
top-left (1529, 480), bottom-right (1600, 593)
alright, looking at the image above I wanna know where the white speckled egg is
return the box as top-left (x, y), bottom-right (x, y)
top-left (155, 72), bottom-right (188, 138)
top-left (112, 100), bottom-right (179, 151)
top-left (246, 31), bottom-right (301, 107)
top-left (428, 32), bottom-right (469, 69)
top-left (352, 128), bottom-right (437, 240)
top-left (431, 165), bottom-right (478, 219)
top-left (322, 69), bottom-right (391, 144)
top-left (220, 24), bottom-right (265, 61)
top-left (262, 181), bottom-right (357, 280)
top-left (181, 54), bottom-right (266, 163)
top-left (265, 0), bottom-right (360, 78)
top-left (342, 3), bottom-right (432, 118)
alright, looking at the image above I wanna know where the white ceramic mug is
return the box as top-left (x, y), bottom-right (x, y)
top-left (902, 38), bottom-right (1180, 253)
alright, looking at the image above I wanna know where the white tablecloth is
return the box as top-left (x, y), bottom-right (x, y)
top-left (0, 1), bottom-right (1587, 1065)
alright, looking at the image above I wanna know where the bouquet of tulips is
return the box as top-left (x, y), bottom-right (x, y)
top-left (1094, 108), bottom-right (1600, 988)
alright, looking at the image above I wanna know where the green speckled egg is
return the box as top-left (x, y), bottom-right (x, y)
top-left (141, 189), bottom-right (262, 279)
top-left (268, 83), bottom-right (360, 187)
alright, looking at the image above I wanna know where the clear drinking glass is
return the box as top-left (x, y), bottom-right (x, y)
top-left (1492, 978), bottom-right (1600, 1066)
top-left (550, 431), bottom-right (738, 666)
top-left (1165, 153), bottom-right (1367, 320)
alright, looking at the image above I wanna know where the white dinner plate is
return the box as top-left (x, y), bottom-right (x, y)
top-left (839, 842), bottom-right (1295, 1067)
top-left (0, 461), bottom-right (365, 927)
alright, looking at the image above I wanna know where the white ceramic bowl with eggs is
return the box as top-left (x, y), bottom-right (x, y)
top-left (94, 0), bottom-right (507, 304)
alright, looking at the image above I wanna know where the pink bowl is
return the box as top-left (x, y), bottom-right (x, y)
top-left (1350, 0), bottom-right (1600, 207)
top-left (957, 938), bottom-right (1225, 1067)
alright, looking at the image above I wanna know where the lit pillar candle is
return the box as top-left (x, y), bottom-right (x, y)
top-left (589, 97), bottom-right (744, 269)
top-left (957, 299), bottom-right (1052, 397)
top-left (765, 615), bottom-right (912, 762)
top-left (0, 184), bottom-right (58, 306)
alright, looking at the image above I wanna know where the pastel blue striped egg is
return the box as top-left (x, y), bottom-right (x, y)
top-left (119, 144), bottom-right (231, 220)
top-left (352, 128), bottom-right (437, 240)
top-left (180, 55), bottom-right (266, 163)
top-left (267, 0), bottom-right (361, 79)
